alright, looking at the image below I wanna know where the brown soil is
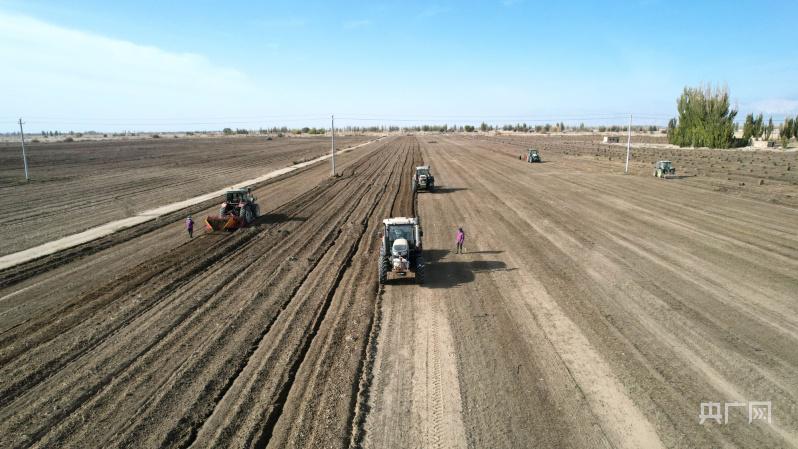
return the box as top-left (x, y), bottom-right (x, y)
top-left (1, 135), bottom-right (797, 448)
top-left (0, 135), bottom-right (369, 256)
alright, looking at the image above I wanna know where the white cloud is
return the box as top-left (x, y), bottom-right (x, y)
top-left (747, 98), bottom-right (798, 115)
top-left (0, 11), bottom-right (271, 131)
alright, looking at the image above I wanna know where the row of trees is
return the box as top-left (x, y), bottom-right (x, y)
top-left (741, 113), bottom-right (774, 141)
top-left (666, 84), bottom-right (798, 149)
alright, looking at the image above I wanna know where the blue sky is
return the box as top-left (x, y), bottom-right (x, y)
top-left (1, 0), bottom-right (797, 131)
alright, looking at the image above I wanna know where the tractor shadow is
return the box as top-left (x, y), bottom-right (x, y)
top-left (428, 187), bottom-right (468, 194)
top-left (422, 249), bottom-right (515, 289)
top-left (254, 213), bottom-right (307, 226)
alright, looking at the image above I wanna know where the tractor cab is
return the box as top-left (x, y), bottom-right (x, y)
top-left (222, 189), bottom-right (255, 215)
top-left (413, 166), bottom-right (435, 191)
top-left (654, 161), bottom-right (676, 178)
top-left (225, 189), bottom-right (251, 204)
top-left (384, 220), bottom-right (419, 251)
top-left (527, 149), bottom-right (541, 163)
top-left (379, 217), bottom-right (425, 284)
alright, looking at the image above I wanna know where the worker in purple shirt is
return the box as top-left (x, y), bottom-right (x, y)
top-left (456, 227), bottom-right (465, 254)
top-left (186, 215), bottom-right (194, 238)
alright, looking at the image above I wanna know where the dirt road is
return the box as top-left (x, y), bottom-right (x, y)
top-left (1, 135), bottom-right (796, 448)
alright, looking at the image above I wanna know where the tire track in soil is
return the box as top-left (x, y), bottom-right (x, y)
top-left (349, 138), bottom-right (421, 449)
top-left (0, 170), bottom-right (341, 410)
top-left (432, 136), bottom-right (797, 447)
top-left (359, 140), bottom-right (472, 449)
top-left (181, 138), bottom-right (412, 448)
top-left (0, 136), bottom-right (404, 448)
top-left (263, 137), bottom-right (419, 449)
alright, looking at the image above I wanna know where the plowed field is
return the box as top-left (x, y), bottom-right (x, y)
top-left (1, 135), bottom-right (796, 448)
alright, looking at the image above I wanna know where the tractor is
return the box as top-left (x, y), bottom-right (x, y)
top-left (527, 148), bottom-right (541, 163)
top-left (412, 166), bottom-right (435, 192)
top-left (205, 188), bottom-right (260, 232)
top-left (653, 160), bottom-right (676, 179)
top-left (378, 217), bottom-right (425, 284)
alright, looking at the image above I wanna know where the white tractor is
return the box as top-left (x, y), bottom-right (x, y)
top-left (412, 166), bottom-right (435, 192)
top-left (378, 217), bottom-right (425, 284)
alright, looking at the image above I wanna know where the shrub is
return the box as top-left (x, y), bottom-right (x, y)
top-left (64, 137), bottom-right (74, 142)
top-left (464, 125), bottom-right (475, 132)
top-left (222, 127), bottom-right (233, 135)
top-left (152, 134), bottom-right (160, 138)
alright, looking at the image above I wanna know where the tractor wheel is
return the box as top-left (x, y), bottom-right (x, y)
top-left (378, 258), bottom-right (389, 285)
top-left (253, 204), bottom-right (260, 218)
top-left (412, 182), bottom-right (416, 192)
top-left (242, 207), bottom-right (254, 224)
top-left (415, 256), bottom-right (425, 284)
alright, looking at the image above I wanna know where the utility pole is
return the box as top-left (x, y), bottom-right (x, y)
top-left (19, 118), bottom-right (30, 181)
top-left (624, 114), bottom-right (632, 174)
top-left (331, 114), bottom-right (336, 177)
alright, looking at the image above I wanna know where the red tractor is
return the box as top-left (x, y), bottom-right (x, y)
top-left (205, 188), bottom-right (260, 232)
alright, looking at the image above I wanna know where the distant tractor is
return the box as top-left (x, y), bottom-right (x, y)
top-left (412, 166), bottom-right (435, 192)
top-left (378, 217), bottom-right (425, 284)
top-left (205, 188), bottom-right (260, 232)
top-left (527, 149), bottom-right (541, 163)
top-left (653, 160), bottom-right (676, 179)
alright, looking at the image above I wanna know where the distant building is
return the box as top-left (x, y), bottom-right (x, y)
top-left (603, 136), bottom-right (620, 143)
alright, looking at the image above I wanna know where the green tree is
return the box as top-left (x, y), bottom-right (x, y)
top-left (781, 117), bottom-right (794, 139)
top-left (222, 127), bottom-right (233, 135)
top-left (764, 117), bottom-right (774, 140)
top-left (753, 113), bottom-right (764, 138)
top-left (667, 84), bottom-right (737, 148)
top-left (480, 122), bottom-right (489, 132)
top-left (742, 114), bottom-right (755, 140)
top-left (666, 118), bottom-right (677, 141)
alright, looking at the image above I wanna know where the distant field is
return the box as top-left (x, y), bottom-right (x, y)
top-left (0, 135), bottom-right (369, 255)
top-left (470, 133), bottom-right (798, 207)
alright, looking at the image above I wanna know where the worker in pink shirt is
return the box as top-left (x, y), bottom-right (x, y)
top-left (455, 227), bottom-right (465, 254)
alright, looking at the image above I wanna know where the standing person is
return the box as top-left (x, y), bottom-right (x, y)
top-left (186, 215), bottom-right (194, 238)
top-left (456, 227), bottom-right (465, 254)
